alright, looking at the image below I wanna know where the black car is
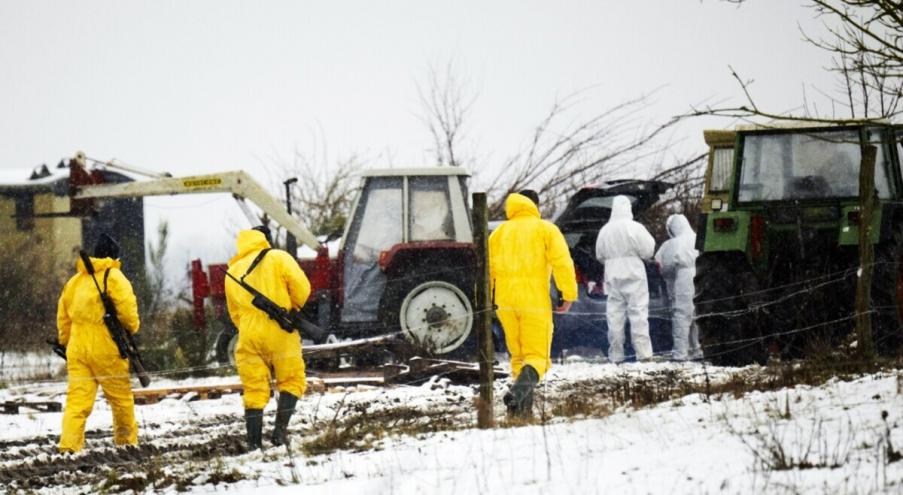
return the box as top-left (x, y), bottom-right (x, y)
top-left (550, 180), bottom-right (673, 360)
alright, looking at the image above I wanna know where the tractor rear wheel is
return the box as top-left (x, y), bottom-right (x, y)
top-left (871, 223), bottom-right (903, 356)
top-left (381, 269), bottom-right (475, 359)
top-left (694, 255), bottom-right (766, 366)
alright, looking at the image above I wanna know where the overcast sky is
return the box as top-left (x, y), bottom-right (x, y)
top-left (0, 0), bottom-right (839, 280)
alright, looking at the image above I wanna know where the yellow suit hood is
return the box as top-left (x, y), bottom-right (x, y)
top-left (505, 193), bottom-right (541, 220)
top-left (230, 230), bottom-right (272, 265)
top-left (76, 256), bottom-right (121, 275)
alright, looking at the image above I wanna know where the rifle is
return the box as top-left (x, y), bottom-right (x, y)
top-left (46, 339), bottom-right (67, 361)
top-left (79, 251), bottom-right (152, 388)
top-left (220, 267), bottom-right (327, 343)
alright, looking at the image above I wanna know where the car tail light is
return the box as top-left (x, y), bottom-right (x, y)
top-left (750, 215), bottom-right (765, 261)
top-left (848, 210), bottom-right (861, 225)
top-left (588, 280), bottom-right (605, 297)
top-left (713, 217), bottom-right (737, 232)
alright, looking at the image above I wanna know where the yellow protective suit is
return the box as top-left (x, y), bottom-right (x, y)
top-left (489, 193), bottom-right (578, 380)
top-left (57, 257), bottom-right (140, 453)
top-left (225, 230), bottom-right (311, 410)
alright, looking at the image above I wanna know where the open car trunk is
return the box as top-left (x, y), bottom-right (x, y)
top-left (549, 179), bottom-right (673, 359)
top-left (553, 180), bottom-right (671, 279)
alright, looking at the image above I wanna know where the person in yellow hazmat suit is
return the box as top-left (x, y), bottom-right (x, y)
top-left (489, 190), bottom-right (577, 419)
top-left (225, 226), bottom-right (311, 450)
top-left (57, 233), bottom-right (140, 453)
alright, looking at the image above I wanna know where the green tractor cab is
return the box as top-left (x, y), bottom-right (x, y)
top-left (695, 123), bottom-right (903, 365)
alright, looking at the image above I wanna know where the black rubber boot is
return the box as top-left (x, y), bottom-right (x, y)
top-left (503, 365), bottom-right (539, 419)
top-left (271, 392), bottom-right (299, 447)
top-left (245, 408), bottom-right (264, 451)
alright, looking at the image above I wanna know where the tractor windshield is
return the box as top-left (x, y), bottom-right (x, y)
top-left (738, 128), bottom-right (891, 202)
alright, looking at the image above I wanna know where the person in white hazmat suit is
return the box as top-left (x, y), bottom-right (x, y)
top-left (654, 214), bottom-right (703, 361)
top-left (595, 195), bottom-right (656, 363)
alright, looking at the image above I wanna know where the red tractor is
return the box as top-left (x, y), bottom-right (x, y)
top-left (67, 157), bottom-right (478, 364)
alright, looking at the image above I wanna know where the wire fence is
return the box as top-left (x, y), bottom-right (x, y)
top-left (4, 256), bottom-right (902, 390)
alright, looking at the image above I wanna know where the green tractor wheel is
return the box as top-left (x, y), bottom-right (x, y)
top-left (871, 223), bottom-right (903, 355)
top-left (694, 254), bottom-right (766, 366)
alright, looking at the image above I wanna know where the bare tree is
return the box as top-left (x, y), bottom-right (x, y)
top-left (259, 137), bottom-right (367, 244)
top-left (285, 150), bottom-right (365, 238)
top-left (136, 220), bottom-right (172, 319)
top-left (805, 0), bottom-right (903, 118)
top-left (710, 0), bottom-right (903, 121)
top-left (486, 90), bottom-right (697, 217)
top-left (416, 63), bottom-right (701, 218)
top-left (640, 153), bottom-right (708, 240)
top-left (417, 59), bottom-right (477, 168)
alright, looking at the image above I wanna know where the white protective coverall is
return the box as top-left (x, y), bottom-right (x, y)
top-left (654, 214), bottom-right (703, 360)
top-left (595, 195), bottom-right (656, 362)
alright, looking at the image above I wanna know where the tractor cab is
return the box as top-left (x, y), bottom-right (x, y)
top-left (323, 168), bottom-right (477, 356)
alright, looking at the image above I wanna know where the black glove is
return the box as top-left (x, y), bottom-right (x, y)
top-left (46, 339), bottom-right (67, 361)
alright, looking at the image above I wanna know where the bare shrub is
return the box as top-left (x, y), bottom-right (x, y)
top-left (287, 153), bottom-right (365, 237)
top-left (638, 154), bottom-right (707, 241)
top-left (415, 61), bottom-right (704, 221)
top-left (741, 418), bottom-right (853, 472)
top-left (0, 238), bottom-right (64, 350)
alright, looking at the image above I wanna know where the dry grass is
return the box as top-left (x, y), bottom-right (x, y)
top-left (303, 406), bottom-right (462, 456)
top-left (546, 357), bottom-right (903, 424)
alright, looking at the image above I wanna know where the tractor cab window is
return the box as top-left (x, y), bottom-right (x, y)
top-left (738, 129), bottom-right (890, 202)
top-left (868, 128), bottom-right (893, 197)
top-left (409, 176), bottom-right (454, 241)
top-left (350, 178), bottom-right (403, 261)
top-left (710, 147), bottom-right (734, 192)
top-left (342, 177), bottom-right (403, 323)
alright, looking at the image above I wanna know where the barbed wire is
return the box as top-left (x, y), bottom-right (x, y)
top-left (324, 256), bottom-right (902, 321)
top-left (5, 256), bottom-right (903, 389)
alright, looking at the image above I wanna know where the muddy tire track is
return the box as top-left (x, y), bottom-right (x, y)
top-left (0, 421), bottom-right (248, 491)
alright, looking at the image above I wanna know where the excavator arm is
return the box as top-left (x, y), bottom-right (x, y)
top-left (72, 164), bottom-right (322, 251)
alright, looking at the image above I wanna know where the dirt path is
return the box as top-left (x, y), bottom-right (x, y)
top-left (0, 362), bottom-right (795, 493)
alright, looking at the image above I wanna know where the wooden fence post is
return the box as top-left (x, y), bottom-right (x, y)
top-left (855, 144), bottom-right (877, 361)
top-left (472, 192), bottom-right (495, 429)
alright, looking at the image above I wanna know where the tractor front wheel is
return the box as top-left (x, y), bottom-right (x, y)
top-left (694, 255), bottom-right (766, 366)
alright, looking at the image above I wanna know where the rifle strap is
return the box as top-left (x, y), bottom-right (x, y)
top-left (103, 268), bottom-right (111, 295)
top-left (241, 248), bottom-right (271, 282)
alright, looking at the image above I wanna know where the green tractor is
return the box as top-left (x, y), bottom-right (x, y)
top-left (695, 123), bottom-right (903, 365)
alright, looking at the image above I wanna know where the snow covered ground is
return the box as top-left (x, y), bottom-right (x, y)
top-left (1, 360), bottom-right (902, 494)
top-left (0, 351), bottom-right (64, 383)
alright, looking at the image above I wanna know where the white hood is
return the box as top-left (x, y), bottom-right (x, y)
top-left (610, 195), bottom-right (633, 221)
top-left (666, 214), bottom-right (694, 239)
